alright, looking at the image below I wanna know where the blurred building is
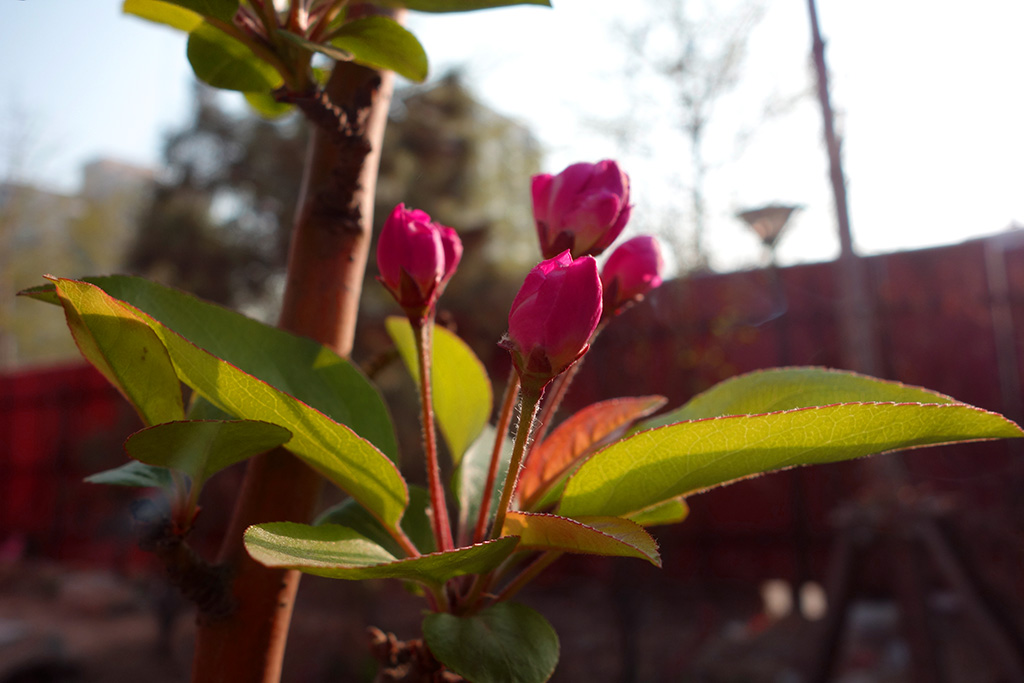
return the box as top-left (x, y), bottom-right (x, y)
top-left (0, 159), bottom-right (153, 369)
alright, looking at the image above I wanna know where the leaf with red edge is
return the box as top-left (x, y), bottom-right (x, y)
top-left (423, 602), bottom-right (559, 683)
top-left (32, 277), bottom-right (407, 527)
top-left (244, 523), bottom-right (518, 587)
top-left (44, 275), bottom-right (184, 427)
top-left (626, 497), bottom-right (689, 527)
top-left (518, 395), bottom-right (666, 509)
top-left (560, 402), bottom-right (1024, 519)
top-left (501, 511), bottom-right (660, 566)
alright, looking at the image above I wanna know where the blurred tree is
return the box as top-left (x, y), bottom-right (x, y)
top-left (127, 74), bottom-right (542, 328)
top-left (619, 0), bottom-right (765, 271)
top-left (124, 85), bottom-right (308, 318)
top-left (360, 72), bottom-right (545, 460)
top-left (374, 71), bottom-right (542, 277)
top-left (365, 71), bottom-right (543, 365)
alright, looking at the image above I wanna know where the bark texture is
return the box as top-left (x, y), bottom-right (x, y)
top-left (188, 10), bottom-right (400, 680)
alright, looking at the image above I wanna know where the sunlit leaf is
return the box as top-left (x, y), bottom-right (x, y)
top-left (43, 278), bottom-right (407, 527)
top-left (123, 0), bottom-right (203, 32)
top-left (626, 497), bottom-right (689, 527)
top-left (245, 523), bottom-right (518, 586)
top-left (86, 460), bottom-right (174, 489)
top-left (387, 317), bottom-right (492, 465)
top-left (643, 366), bottom-right (958, 429)
top-left (561, 402), bottom-right (1024, 519)
top-left (46, 276), bottom-right (183, 427)
top-left (502, 512), bottom-right (660, 566)
top-left (423, 602), bottom-right (559, 683)
top-left (330, 16), bottom-right (428, 82)
top-left (29, 276), bottom-right (397, 457)
top-left (186, 394), bottom-right (234, 420)
top-left (244, 91), bottom-right (294, 119)
top-left (316, 486), bottom-right (436, 556)
top-left (124, 419), bottom-right (291, 488)
top-left (187, 21), bottom-right (282, 92)
top-left (519, 395), bottom-right (666, 508)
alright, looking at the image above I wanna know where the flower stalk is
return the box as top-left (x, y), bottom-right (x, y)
top-left (489, 385), bottom-right (544, 541)
top-left (412, 318), bottom-right (455, 553)
top-left (492, 551), bottom-right (563, 604)
top-left (471, 370), bottom-right (520, 544)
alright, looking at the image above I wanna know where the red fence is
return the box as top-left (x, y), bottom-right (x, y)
top-left (0, 364), bottom-right (145, 567)
top-left (4, 234), bottom-right (1024, 585)
top-left (567, 234), bottom-right (1024, 584)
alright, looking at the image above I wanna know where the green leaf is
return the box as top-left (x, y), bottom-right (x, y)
top-left (244, 91), bottom-right (294, 119)
top-left (123, 0), bottom-right (204, 32)
top-left (423, 602), bottom-right (559, 683)
top-left (245, 523), bottom-right (518, 586)
top-left (162, 0), bottom-right (238, 22)
top-left (644, 367), bottom-right (958, 429)
top-left (86, 460), bottom-right (174, 488)
top-left (186, 394), bottom-right (234, 420)
top-left (276, 29), bottom-right (353, 62)
top-left (17, 283), bottom-right (60, 305)
top-left (561, 402), bottom-right (1024, 519)
top-left (48, 276), bottom-right (184, 427)
top-left (187, 21), bottom-right (282, 92)
top-left (124, 420), bottom-right (291, 488)
top-left (374, 0), bottom-right (551, 12)
top-left (316, 486), bottom-right (436, 555)
top-left (626, 497), bottom-right (689, 527)
top-left (48, 278), bottom-right (407, 527)
top-left (330, 16), bottom-right (428, 82)
top-left (518, 395), bottom-right (666, 509)
top-left (502, 512), bottom-right (660, 566)
top-left (454, 425), bottom-right (512, 539)
top-left (48, 276), bottom-right (397, 458)
top-left (386, 317), bottom-right (492, 465)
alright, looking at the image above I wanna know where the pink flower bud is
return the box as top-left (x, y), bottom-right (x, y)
top-left (377, 204), bottom-right (462, 318)
top-left (601, 236), bottom-right (664, 317)
top-left (504, 250), bottom-right (603, 388)
top-left (532, 160), bottom-right (632, 259)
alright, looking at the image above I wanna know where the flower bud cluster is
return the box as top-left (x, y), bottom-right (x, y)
top-left (504, 161), bottom-right (664, 386)
top-left (375, 160), bottom-right (665, 389)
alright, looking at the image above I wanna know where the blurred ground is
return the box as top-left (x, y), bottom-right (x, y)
top-left (0, 555), bottom-right (1015, 683)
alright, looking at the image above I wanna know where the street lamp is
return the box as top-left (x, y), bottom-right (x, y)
top-left (736, 204), bottom-right (802, 253)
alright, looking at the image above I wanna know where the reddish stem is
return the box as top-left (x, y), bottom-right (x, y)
top-left (491, 551), bottom-right (562, 604)
top-left (489, 386), bottom-right (543, 541)
top-left (471, 370), bottom-right (520, 544)
top-left (412, 317), bottom-right (455, 553)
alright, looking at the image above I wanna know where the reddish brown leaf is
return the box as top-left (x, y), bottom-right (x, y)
top-left (518, 395), bottom-right (666, 508)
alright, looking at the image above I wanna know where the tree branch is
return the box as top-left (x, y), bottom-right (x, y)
top-left (188, 9), bottom-right (402, 682)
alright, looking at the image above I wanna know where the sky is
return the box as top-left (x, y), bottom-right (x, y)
top-left (2, 0), bottom-right (1022, 271)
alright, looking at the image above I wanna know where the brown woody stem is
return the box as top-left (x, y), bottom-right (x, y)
top-left (189, 9), bottom-right (402, 681)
